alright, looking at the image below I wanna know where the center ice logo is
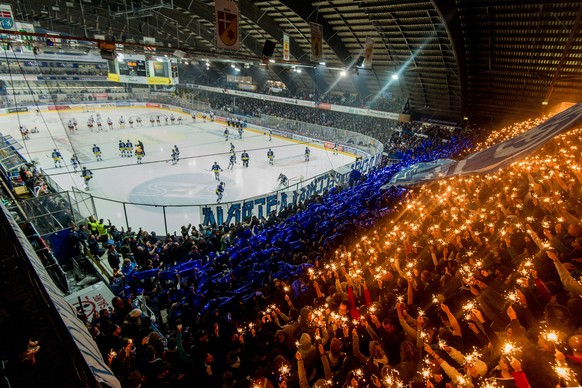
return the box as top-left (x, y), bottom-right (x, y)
top-left (129, 174), bottom-right (230, 205)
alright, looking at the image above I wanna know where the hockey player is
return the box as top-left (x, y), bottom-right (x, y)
top-left (20, 125), bottom-right (29, 140)
top-left (333, 142), bottom-right (339, 155)
top-left (119, 116), bottom-right (125, 128)
top-left (170, 114), bottom-right (175, 124)
top-left (230, 143), bottom-right (236, 155)
top-left (269, 128), bottom-right (273, 141)
top-left (211, 162), bottom-right (223, 181)
top-left (150, 116), bottom-right (155, 126)
top-left (227, 153), bottom-right (236, 170)
top-left (267, 149), bottom-right (274, 165)
top-left (128, 117), bottom-right (134, 128)
top-left (224, 128), bottom-right (229, 141)
top-left (136, 116), bottom-right (142, 127)
top-left (125, 140), bottom-right (133, 157)
top-left (156, 115), bottom-right (161, 126)
top-left (209, 111), bottom-right (215, 121)
top-left (72, 118), bottom-right (78, 131)
top-left (164, 116), bottom-right (169, 126)
top-left (135, 145), bottom-right (144, 164)
top-left (30, 126), bottom-right (39, 134)
top-left (92, 144), bottom-right (103, 161)
top-left (238, 126), bottom-right (243, 139)
top-left (177, 116), bottom-right (182, 124)
top-left (35, 107), bottom-right (40, 116)
top-left (216, 181), bottom-right (225, 203)
top-left (304, 146), bottom-right (311, 162)
top-left (241, 150), bottom-right (250, 168)
top-left (137, 140), bottom-right (145, 155)
top-left (278, 173), bottom-right (288, 187)
top-left (227, 117), bottom-right (232, 127)
top-left (119, 140), bottom-right (126, 157)
top-left (171, 145), bottom-right (180, 165)
top-left (67, 119), bottom-right (75, 134)
top-left (70, 155), bottom-right (79, 172)
top-left (52, 149), bottom-right (63, 168)
top-left (107, 117), bottom-right (113, 130)
top-left (87, 118), bottom-right (94, 132)
top-left (96, 116), bottom-right (103, 131)
top-left (192, 111), bottom-right (197, 121)
top-left (81, 167), bottom-right (93, 191)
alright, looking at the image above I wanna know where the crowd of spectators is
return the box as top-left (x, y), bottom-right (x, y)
top-left (180, 69), bottom-right (404, 113)
top-left (73, 113), bottom-right (582, 388)
top-left (203, 92), bottom-right (459, 162)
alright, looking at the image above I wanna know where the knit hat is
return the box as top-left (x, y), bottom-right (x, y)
top-left (129, 308), bottom-right (142, 318)
top-left (299, 333), bottom-right (312, 352)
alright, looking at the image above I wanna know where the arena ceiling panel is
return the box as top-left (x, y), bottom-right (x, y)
top-left (8, 0), bottom-right (582, 124)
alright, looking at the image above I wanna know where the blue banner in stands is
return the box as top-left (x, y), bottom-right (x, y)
top-left (387, 102), bottom-right (582, 186)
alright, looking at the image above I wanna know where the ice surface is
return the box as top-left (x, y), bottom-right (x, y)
top-left (3, 107), bottom-right (355, 230)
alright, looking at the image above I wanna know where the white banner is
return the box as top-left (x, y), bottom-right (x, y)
top-left (387, 102), bottom-right (582, 186)
top-left (283, 33), bottom-right (290, 61)
top-left (215, 0), bottom-right (240, 50)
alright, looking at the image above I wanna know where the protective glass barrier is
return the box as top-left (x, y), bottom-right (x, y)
top-left (70, 188), bottom-right (96, 222)
top-left (18, 192), bottom-right (75, 235)
top-left (123, 203), bottom-right (166, 235)
top-left (92, 196), bottom-right (126, 229)
top-left (163, 205), bottom-right (202, 234)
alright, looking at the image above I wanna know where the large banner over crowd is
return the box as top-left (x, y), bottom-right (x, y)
top-left (388, 102), bottom-right (582, 187)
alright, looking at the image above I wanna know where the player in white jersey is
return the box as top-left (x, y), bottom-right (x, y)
top-left (96, 117), bottom-right (103, 131)
top-left (119, 116), bottom-right (125, 128)
top-left (136, 116), bottom-right (143, 127)
top-left (67, 119), bottom-right (75, 134)
top-left (107, 117), bottom-right (113, 130)
top-left (128, 117), bottom-right (134, 128)
top-left (20, 125), bottom-right (29, 140)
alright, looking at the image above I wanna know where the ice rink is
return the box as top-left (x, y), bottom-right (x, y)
top-left (3, 107), bottom-right (355, 230)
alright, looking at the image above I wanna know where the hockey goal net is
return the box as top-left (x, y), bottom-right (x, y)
top-left (82, 105), bottom-right (96, 113)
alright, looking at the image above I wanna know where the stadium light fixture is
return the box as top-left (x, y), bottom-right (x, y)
top-left (391, 73), bottom-right (399, 80)
top-left (340, 70), bottom-right (346, 77)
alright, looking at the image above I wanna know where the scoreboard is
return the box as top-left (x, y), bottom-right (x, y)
top-left (107, 54), bottom-right (179, 85)
top-left (118, 59), bottom-right (147, 77)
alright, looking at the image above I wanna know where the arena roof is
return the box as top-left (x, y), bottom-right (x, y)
top-left (9, 0), bottom-right (582, 124)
